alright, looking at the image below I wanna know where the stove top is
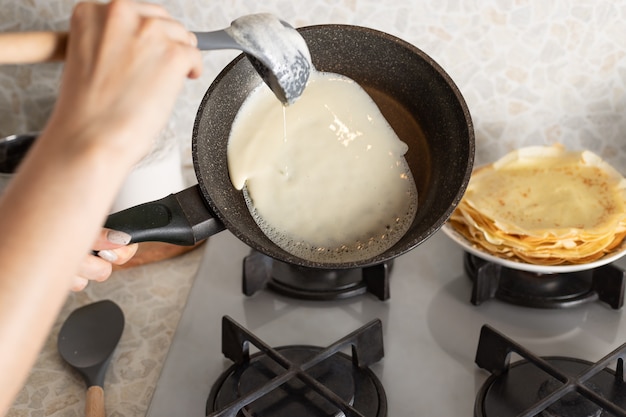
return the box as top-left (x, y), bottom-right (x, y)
top-left (146, 230), bottom-right (626, 417)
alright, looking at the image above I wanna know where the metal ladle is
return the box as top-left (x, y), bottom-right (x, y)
top-left (195, 14), bottom-right (312, 104)
top-left (0, 13), bottom-right (312, 104)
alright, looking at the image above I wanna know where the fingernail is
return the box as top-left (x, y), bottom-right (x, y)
top-left (97, 249), bottom-right (118, 263)
top-left (106, 230), bottom-right (132, 245)
top-left (189, 32), bottom-right (198, 47)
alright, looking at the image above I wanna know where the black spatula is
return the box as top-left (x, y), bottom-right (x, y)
top-left (57, 300), bottom-right (124, 417)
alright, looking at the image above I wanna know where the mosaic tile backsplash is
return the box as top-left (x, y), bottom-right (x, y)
top-left (1, 0), bottom-right (624, 170)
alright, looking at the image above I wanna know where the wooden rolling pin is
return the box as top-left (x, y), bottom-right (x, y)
top-left (0, 31), bottom-right (68, 64)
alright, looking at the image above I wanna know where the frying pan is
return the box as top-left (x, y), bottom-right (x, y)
top-left (105, 24), bottom-right (475, 269)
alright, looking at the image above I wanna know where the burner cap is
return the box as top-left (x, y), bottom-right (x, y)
top-left (207, 346), bottom-right (386, 417)
top-left (537, 378), bottom-right (604, 417)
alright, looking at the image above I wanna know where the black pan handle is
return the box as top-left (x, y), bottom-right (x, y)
top-left (0, 132), bottom-right (38, 173)
top-left (104, 184), bottom-right (225, 245)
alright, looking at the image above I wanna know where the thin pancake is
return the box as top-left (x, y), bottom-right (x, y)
top-left (449, 144), bottom-right (626, 266)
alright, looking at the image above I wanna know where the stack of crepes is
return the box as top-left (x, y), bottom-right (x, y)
top-left (449, 144), bottom-right (626, 265)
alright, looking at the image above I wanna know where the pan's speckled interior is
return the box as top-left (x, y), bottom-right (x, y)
top-left (192, 25), bottom-right (474, 269)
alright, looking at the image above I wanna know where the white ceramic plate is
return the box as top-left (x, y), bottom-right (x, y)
top-left (441, 223), bottom-right (626, 274)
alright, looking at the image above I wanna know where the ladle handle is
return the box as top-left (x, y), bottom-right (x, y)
top-left (0, 31), bottom-right (67, 64)
top-left (193, 30), bottom-right (242, 51)
top-left (85, 386), bottom-right (105, 417)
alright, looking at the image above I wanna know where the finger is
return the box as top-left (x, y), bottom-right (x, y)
top-left (69, 1), bottom-right (109, 62)
top-left (77, 253), bottom-right (113, 283)
top-left (95, 1), bottom-right (200, 73)
top-left (115, 242), bottom-right (139, 264)
top-left (131, 2), bottom-right (198, 49)
top-left (188, 42), bottom-right (203, 77)
top-left (136, 14), bottom-right (198, 47)
top-left (126, 0), bottom-right (172, 19)
top-left (96, 243), bottom-right (139, 265)
top-left (92, 229), bottom-right (132, 251)
top-left (179, 43), bottom-right (204, 78)
top-left (70, 243), bottom-right (137, 292)
top-left (105, 0), bottom-right (171, 21)
top-left (70, 276), bottom-right (89, 292)
top-left (107, 0), bottom-right (196, 47)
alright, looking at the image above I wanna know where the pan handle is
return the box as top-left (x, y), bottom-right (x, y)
top-left (104, 184), bottom-right (225, 245)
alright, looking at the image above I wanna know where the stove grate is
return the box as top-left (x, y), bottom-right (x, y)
top-left (242, 250), bottom-right (391, 300)
top-left (464, 253), bottom-right (626, 309)
top-left (206, 316), bottom-right (387, 417)
top-left (474, 325), bottom-right (626, 417)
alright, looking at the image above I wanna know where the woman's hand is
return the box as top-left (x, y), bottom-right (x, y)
top-left (45, 0), bottom-right (203, 169)
top-left (71, 229), bottom-right (138, 291)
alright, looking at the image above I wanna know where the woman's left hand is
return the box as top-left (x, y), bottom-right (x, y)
top-left (71, 229), bottom-right (138, 291)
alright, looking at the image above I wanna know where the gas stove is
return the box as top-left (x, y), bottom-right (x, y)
top-left (146, 229), bottom-right (626, 417)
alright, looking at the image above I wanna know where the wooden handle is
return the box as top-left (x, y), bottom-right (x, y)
top-left (0, 31), bottom-right (68, 64)
top-left (85, 385), bottom-right (105, 417)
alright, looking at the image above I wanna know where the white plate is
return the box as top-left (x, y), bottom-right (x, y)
top-left (441, 223), bottom-right (626, 274)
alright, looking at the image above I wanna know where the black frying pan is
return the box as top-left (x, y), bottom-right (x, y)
top-left (105, 24), bottom-right (475, 269)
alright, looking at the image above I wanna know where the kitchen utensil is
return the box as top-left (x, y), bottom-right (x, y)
top-left (442, 223), bottom-right (626, 274)
top-left (0, 13), bottom-right (311, 104)
top-left (0, 133), bottom-right (37, 173)
top-left (194, 14), bottom-right (311, 104)
top-left (0, 133), bottom-right (37, 194)
top-left (57, 300), bottom-right (124, 417)
top-left (105, 24), bottom-right (475, 270)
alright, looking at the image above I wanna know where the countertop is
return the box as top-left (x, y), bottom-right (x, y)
top-left (7, 245), bottom-right (205, 417)
top-left (2, 0), bottom-right (626, 416)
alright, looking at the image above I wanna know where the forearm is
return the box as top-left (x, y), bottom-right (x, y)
top-left (0, 2), bottom-right (202, 413)
top-left (0, 129), bottom-right (131, 414)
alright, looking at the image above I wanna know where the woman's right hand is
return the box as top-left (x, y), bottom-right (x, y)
top-left (44, 0), bottom-right (203, 170)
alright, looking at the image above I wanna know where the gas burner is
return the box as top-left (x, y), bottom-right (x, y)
top-left (464, 253), bottom-right (625, 309)
top-left (242, 250), bottom-right (392, 300)
top-left (474, 325), bottom-right (626, 417)
top-left (206, 316), bottom-right (387, 417)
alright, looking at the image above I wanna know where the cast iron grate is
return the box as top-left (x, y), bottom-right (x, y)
top-left (475, 324), bottom-right (626, 417)
top-left (242, 250), bottom-right (391, 300)
top-left (464, 253), bottom-right (626, 309)
top-left (206, 316), bottom-right (387, 417)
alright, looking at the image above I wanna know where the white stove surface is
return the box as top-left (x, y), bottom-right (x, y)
top-left (146, 229), bottom-right (626, 417)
